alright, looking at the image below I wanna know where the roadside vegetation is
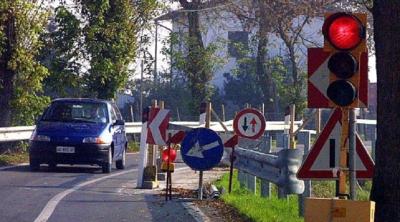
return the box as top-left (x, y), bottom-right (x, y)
top-left (215, 171), bottom-right (372, 222)
top-left (215, 171), bottom-right (303, 222)
top-left (127, 140), bottom-right (140, 153)
top-left (0, 142), bottom-right (29, 166)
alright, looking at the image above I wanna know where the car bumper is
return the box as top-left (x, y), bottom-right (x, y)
top-left (29, 141), bottom-right (110, 165)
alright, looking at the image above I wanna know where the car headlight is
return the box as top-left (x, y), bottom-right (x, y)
top-left (31, 134), bottom-right (51, 142)
top-left (82, 137), bottom-right (110, 144)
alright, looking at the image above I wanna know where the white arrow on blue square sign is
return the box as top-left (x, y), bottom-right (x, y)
top-left (181, 128), bottom-right (223, 171)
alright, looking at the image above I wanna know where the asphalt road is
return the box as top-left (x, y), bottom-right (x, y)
top-left (0, 153), bottom-right (197, 222)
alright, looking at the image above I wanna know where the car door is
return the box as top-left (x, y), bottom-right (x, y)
top-left (111, 104), bottom-right (124, 159)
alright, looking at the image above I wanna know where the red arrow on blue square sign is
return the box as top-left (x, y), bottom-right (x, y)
top-left (147, 108), bottom-right (170, 146)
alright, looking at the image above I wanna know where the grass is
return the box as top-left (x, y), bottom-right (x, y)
top-left (0, 150), bottom-right (29, 166)
top-left (215, 171), bottom-right (303, 222)
top-left (312, 180), bottom-right (372, 201)
top-left (214, 171), bottom-right (373, 222)
top-left (127, 141), bottom-right (140, 153)
top-left (0, 142), bottom-right (29, 166)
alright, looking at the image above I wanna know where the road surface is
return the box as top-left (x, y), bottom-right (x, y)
top-left (0, 153), bottom-right (197, 222)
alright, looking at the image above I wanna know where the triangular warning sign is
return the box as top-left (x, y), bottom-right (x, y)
top-left (297, 109), bottom-right (374, 179)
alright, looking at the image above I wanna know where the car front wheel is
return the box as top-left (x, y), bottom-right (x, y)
top-left (102, 148), bottom-right (112, 174)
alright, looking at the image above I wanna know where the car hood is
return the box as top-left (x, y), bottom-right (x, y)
top-left (36, 121), bottom-right (108, 138)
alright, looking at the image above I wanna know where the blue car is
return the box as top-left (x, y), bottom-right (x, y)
top-left (29, 98), bottom-right (127, 173)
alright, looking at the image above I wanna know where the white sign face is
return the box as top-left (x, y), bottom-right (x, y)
top-left (297, 108), bottom-right (374, 179)
top-left (233, 108), bottom-right (266, 139)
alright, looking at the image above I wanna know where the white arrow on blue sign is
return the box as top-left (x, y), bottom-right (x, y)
top-left (181, 128), bottom-right (223, 171)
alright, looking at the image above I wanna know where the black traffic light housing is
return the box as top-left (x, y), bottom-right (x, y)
top-left (323, 12), bottom-right (367, 108)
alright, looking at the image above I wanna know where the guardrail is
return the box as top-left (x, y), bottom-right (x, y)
top-left (0, 120), bottom-right (305, 142)
top-left (229, 131), bottom-right (313, 216)
top-left (234, 147), bottom-right (304, 194)
top-left (0, 118), bottom-right (376, 143)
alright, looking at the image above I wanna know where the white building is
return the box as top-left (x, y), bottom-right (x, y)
top-left (155, 3), bottom-right (376, 90)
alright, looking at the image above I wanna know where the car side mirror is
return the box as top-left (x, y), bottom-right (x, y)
top-left (114, 119), bottom-right (125, 126)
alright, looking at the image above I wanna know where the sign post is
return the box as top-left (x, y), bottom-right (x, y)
top-left (181, 127), bottom-right (224, 200)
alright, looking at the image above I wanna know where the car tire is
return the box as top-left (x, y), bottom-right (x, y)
top-left (102, 148), bottom-right (112, 174)
top-left (48, 162), bottom-right (57, 170)
top-left (29, 158), bottom-right (40, 172)
top-left (116, 147), bottom-right (126, 170)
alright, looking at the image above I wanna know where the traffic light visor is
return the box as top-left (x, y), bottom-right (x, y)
top-left (323, 13), bottom-right (365, 50)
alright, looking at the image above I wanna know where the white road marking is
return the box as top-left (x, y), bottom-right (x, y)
top-left (34, 168), bottom-right (138, 222)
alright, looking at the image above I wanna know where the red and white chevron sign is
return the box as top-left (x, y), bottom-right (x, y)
top-left (147, 108), bottom-right (170, 145)
top-left (308, 48), bottom-right (368, 108)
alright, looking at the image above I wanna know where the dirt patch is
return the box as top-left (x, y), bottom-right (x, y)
top-left (163, 187), bottom-right (250, 222)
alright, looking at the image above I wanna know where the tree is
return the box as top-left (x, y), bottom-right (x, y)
top-left (175, 0), bottom-right (227, 114)
top-left (370, 1), bottom-right (400, 221)
top-left (40, 6), bottom-right (84, 98)
top-left (0, 0), bottom-right (50, 126)
top-left (80, 0), bottom-right (142, 99)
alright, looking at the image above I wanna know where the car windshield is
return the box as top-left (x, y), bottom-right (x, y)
top-left (42, 101), bottom-right (109, 123)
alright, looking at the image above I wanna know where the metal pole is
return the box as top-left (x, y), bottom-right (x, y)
top-left (228, 146), bottom-right (235, 193)
top-left (154, 22), bottom-right (158, 83)
top-left (221, 104), bottom-right (225, 122)
top-left (338, 108), bottom-right (349, 198)
top-left (349, 108), bottom-right (356, 200)
top-left (198, 102), bottom-right (211, 200)
top-left (140, 59), bottom-right (144, 116)
top-left (130, 105), bottom-right (134, 122)
top-left (289, 104), bottom-right (296, 149)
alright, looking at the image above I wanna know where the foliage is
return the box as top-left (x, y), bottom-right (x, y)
top-left (160, 30), bottom-right (225, 117)
top-left (80, 0), bottom-right (143, 99)
top-left (40, 6), bottom-right (84, 98)
top-left (215, 171), bottom-right (303, 222)
top-left (0, 0), bottom-right (50, 126)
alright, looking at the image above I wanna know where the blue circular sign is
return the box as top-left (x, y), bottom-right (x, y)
top-left (181, 128), bottom-right (223, 171)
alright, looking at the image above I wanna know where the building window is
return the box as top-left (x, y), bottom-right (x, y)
top-left (228, 31), bottom-right (249, 58)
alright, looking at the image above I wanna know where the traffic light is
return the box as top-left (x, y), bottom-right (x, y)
top-left (322, 12), bottom-right (368, 108)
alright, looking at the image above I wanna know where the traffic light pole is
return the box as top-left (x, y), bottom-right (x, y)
top-left (349, 108), bottom-right (357, 200)
top-left (338, 108), bottom-right (349, 199)
top-left (337, 108), bottom-right (357, 200)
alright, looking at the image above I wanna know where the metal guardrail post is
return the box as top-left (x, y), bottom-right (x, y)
top-left (238, 170), bottom-right (246, 187)
top-left (246, 173), bottom-right (256, 194)
top-left (260, 133), bottom-right (272, 198)
top-left (298, 131), bottom-right (311, 217)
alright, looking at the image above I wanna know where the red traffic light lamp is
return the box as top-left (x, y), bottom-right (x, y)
top-left (323, 13), bottom-right (366, 51)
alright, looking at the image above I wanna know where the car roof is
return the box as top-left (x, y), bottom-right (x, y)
top-left (52, 98), bottom-right (111, 104)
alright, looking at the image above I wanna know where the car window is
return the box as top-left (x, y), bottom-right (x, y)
top-left (112, 104), bottom-right (123, 121)
top-left (110, 105), bottom-right (117, 123)
top-left (42, 102), bottom-right (109, 123)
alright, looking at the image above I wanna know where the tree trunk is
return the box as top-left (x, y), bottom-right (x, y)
top-left (371, 1), bottom-right (400, 221)
top-left (0, 15), bottom-right (15, 127)
top-left (255, 0), bottom-right (276, 120)
top-left (181, 0), bottom-right (209, 113)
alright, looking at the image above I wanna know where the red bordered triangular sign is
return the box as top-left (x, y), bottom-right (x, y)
top-left (297, 109), bottom-right (374, 179)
